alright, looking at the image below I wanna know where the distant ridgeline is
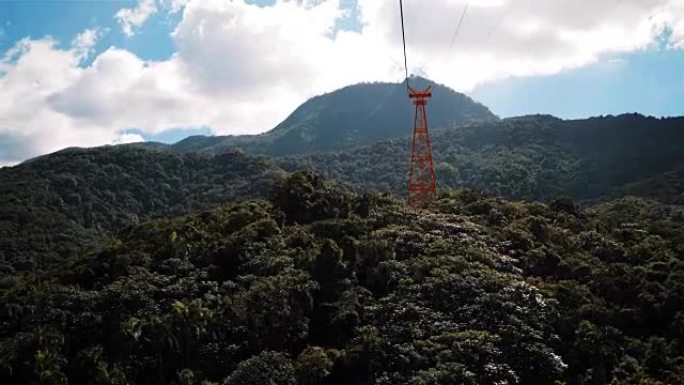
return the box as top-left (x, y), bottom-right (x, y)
top-left (148, 79), bottom-right (684, 204)
top-left (277, 114), bottom-right (684, 203)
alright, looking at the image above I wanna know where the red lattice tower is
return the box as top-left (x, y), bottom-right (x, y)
top-left (407, 85), bottom-right (437, 209)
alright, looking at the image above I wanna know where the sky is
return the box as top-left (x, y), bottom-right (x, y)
top-left (0, 0), bottom-right (683, 165)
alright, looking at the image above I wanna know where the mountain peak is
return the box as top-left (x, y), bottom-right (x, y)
top-left (172, 78), bottom-right (497, 157)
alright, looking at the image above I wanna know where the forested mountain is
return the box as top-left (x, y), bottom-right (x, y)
top-left (3, 113), bottom-right (683, 273)
top-left (1, 172), bottom-right (683, 385)
top-left (2, 77), bottom-right (684, 385)
top-left (170, 77), bottom-right (497, 156)
top-left (0, 146), bottom-right (284, 272)
top-left (277, 114), bottom-right (684, 203)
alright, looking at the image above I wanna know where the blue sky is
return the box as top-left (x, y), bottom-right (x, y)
top-left (472, 47), bottom-right (684, 119)
top-left (0, 0), bottom-right (360, 63)
top-left (0, 0), bottom-right (179, 63)
top-left (0, 0), bottom-right (683, 164)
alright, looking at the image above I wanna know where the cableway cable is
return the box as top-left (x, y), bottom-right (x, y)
top-left (447, 1), bottom-right (470, 53)
top-left (398, 0), bottom-right (410, 88)
top-left (399, 0), bottom-right (476, 86)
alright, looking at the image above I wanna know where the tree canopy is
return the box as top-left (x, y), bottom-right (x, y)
top-left (2, 172), bottom-right (683, 385)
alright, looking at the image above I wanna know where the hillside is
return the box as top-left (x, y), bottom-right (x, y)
top-left (616, 165), bottom-right (684, 205)
top-left (0, 146), bottom-right (285, 272)
top-left (1, 172), bottom-right (683, 385)
top-left (277, 114), bottom-right (684, 203)
top-left (5, 113), bottom-right (683, 273)
top-left (171, 77), bottom-right (497, 156)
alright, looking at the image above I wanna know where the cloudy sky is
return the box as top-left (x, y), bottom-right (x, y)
top-left (1, 0), bottom-right (683, 165)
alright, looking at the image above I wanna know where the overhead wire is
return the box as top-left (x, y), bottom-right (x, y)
top-left (398, 0), bottom-right (410, 89)
top-left (447, 1), bottom-right (470, 53)
top-left (399, 0), bottom-right (479, 87)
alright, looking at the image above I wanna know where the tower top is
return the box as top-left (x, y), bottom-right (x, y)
top-left (408, 86), bottom-right (432, 105)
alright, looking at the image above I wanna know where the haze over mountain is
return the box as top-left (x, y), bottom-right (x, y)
top-left (170, 77), bottom-right (497, 156)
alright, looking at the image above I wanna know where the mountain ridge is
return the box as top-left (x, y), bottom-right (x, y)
top-left (170, 77), bottom-right (498, 156)
top-left (277, 113), bottom-right (684, 202)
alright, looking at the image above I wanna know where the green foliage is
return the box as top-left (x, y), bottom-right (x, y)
top-left (294, 347), bottom-right (334, 385)
top-left (223, 352), bottom-right (296, 385)
top-left (0, 146), bottom-right (284, 271)
top-left (271, 171), bottom-right (356, 224)
top-left (1, 172), bottom-right (684, 385)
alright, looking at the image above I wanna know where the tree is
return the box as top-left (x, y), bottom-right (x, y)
top-left (223, 352), bottom-right (296, 385)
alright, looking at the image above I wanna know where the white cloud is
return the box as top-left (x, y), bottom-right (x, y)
top-left (48, 47), bottom-right (209, 134)
top-left (1, 0), bottom-right (684, 164)
top-left (162, 0), bottom-right (189, 13)
top-left (356, 0), bottom-right (681, 89)
top-left (653, 1), bottom-right (684, 48)
top-left (170, 0), bottom-right (394, 131)
top-left (114, 132), bottom-right (145, 144)
top-left (116, 0), bottom-right (158, 37)
top-left (71, 28), bottom-right (105, 61)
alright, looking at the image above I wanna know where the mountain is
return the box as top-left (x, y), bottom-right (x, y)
top-left (5, 112), bottom-right (683, 273)
top-left (4, 95), bottom-right (683, 273)
top-left (1, 172), bottom-right (683, 385)
top-left (171, 77), bottom-right (497, 156)
top-left (0, 145), bottom-right (285, 272)
top-left (277, 114), bottom-right (684, 203)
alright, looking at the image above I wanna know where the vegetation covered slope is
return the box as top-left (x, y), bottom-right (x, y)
top-left (277, 114), bottom-right (684, 203)
top-left (4, 113), bottom-right (683, 272)
top-left (1, 172), bottom-right (682, 385)
top-left (615, 165), bottom-right (684, 205)
top-left (0, 146), bottom-right (284, 272)
top-left (171, 77), bottom-right (497, 156)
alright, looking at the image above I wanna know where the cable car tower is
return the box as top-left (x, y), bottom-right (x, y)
top-left (407, 85), bottom-right (437, 209)
top-left (398, 0), bottom-right (438, 209)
